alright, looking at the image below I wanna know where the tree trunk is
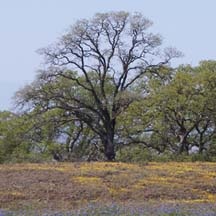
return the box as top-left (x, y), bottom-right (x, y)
top-left (103, 135), bottom-right (115, 161)
top-left (101, 120), bottom-right (116, 161)
top-left (178, 134), bottom-right (189, 154)
top-left (178, 128), bottom-right (189, 154)
top-left (198, 131), bottom-right (205, 154)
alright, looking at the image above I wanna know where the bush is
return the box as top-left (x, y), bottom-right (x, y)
top-left (116, 145), bottom-right (153, 162)
top-left (115, 145), bottom-right (216, 163)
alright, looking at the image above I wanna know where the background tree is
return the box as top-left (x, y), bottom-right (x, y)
top-left (115, 66), bottom-right (175, 158)
top-left (0, 111), bottom-right (36, 162)
top-left (117, 61), bottom-right (216, 159)
top-left (132, 61), bottom-right (216, 155)
top-left (16, 11), bottom-right (180, 160)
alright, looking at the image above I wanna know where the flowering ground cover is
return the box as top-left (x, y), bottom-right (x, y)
top-left (0, 162), bottom-right (216, 215)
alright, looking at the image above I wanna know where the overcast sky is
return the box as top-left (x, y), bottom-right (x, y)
top-left (0, 0), bottom-right (216, 110)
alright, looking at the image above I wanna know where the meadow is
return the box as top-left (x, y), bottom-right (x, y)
top-left (0, 162), bottom-right (216, 215)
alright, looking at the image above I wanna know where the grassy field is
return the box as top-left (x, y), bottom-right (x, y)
top-left (0, 162), bottom-right (216, 215)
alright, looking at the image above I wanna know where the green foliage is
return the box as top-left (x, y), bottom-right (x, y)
top-left (116, 145), bottom-right (216, 163)
top-left (116, 145), bottom-right (153, 162)
top-left (2, 61), bottom-right (216, 163)
top-left (131, 61), bottom-right (216, 155)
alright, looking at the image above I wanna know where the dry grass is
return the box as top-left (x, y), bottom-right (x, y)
top-left (0, 162), bottom-right (216, 211)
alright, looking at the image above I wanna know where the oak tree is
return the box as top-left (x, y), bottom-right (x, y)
top-left (16, 11), bottom-right (179, 160)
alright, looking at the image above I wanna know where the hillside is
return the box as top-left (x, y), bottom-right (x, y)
top-left (0, 162), bottom-right (216, 215)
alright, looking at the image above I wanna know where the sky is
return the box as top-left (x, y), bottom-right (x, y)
top-left (0, 0), bottom-right (216, 111)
